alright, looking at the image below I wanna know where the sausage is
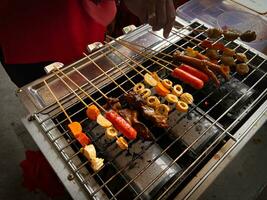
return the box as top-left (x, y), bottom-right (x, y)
top-left (179, 64), bottom-right (209, 83)
top-left (105, 110), bottom-right (137, 140)
top-left (172, 68), bottom-right (204, 89)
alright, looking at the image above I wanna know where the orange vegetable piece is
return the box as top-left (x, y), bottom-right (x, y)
top-left (77, 132), bottom-right (91, 147)
top-left (86, 104), bottom-right (100, 121)
top-left (155, 82), bottom-right (170, 97)
top-left (68, 122), bottom-right (82, 138)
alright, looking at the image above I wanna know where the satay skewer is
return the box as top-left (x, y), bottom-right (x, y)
top-left (83, 53), bottom-right (128, 94)
top-left (44, 80), bottom-right (72, 123)
top-left (44, 80), bottom-right (92, 149)
top-left (54, 67), bottom-right (137, 141)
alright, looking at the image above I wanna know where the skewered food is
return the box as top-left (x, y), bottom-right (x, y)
top-left (96, 114), bottom-right (112, 128)
top-left (116, 137), bottom-right (128, 150)
top-left (221, 55), bottom-right (235, 66)
top-left (205, 49), bottom-right (220, 60)
top-left (235, 53), bottom-right (248, 63)
top-left (91, 157), bottom-right (104, 171)
top-left (240, 30), bottom-right (256, 42)
top-left (106, 99), bottom-right (153, 141)
top-left (236, 63), bottom-right (249, 75)
top-left (179, 64), bottom-right (209, 83)
top-left (140, 88), bottom-right (151, 99)
top-left (144, 73), bottom-right (158, 87)
top-left (155, 82), bottom-right (171, 97)
top-left (151, 72), bottom-right (161, 82)
top-left (172, 84), bottom-right (183, 97)
top-left (81, 144), bottom-right (96, 161)
top-left (172, 68), bottom-right (204, 89)
top-left (185, 47), bottom-right (208, 60)
top-left (223, 48), bottom-right (236, 57)
top-left (146, 96), bottom-right (161, 108)
top-left (206, 28), bottom-right (223, 39)
top-left (86, 104), bottom-right (100, 121)
top-left (165, 94), bottom-right (178, 104)
top-left (76, 132), bottom-right (91, 146)
top-left (173, 51), bottom-right (229, 86)
top-left (223, 30), bottom-right (240, 41)
top-left (180, 93), bottom-right (194, 105)
top-left (162, 79), bottom-right (173, 89)
top-left (221, 65), bottom-right (231, 76)
top-left (212, 42), bottom-right (225, 51)
top-left (176, 101), bottom-right (189, 112)
top-left (105, 126), bottom-right (118, 139)
top-left (105, 110), bottom-right (137, 140)
top-left (132, 122), bottom-right (152, 140)
top-left (68, 122), bottom-right (83, 138)
top-left (200, 40), bottom-right (213, 49)
top-left (123, 92), bottom-right (169, 128)
top-left (155, 104), bottom-right (170, 117)
top-left (133, 83), bottom-right (145, 94)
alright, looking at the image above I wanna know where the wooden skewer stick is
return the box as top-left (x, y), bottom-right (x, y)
top-left (54, 68), bottom-right (107, 113)
top-left (72, 67), bottom-right (108, 99)
top-left (44, 80), bottom-right (72, 123)
top-left (103, 41), bottom-right (151, 76)
top-left (83, 53), bottom-right (128, 94)
top-left (112, 38), bottom-right (174, 72)
top-left (102, 54), bottom-right (136, 86)
top-left (119, 39), bottom-right (179, 69)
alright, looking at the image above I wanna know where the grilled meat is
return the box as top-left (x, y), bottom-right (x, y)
top-left (240, 30), bottom-right (257, 42)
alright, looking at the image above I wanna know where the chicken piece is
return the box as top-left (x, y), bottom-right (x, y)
top-left (221, 55), bottom-right (235, 67)
top-left (223, 48), bottom-right (236, 57)
top-left (223, 30), bottom-right (240, 41)
top-left (205, 49), bottom-right (219, 60)
top-left (236, 63), bottom-right (249, 75)
top-left (206, 28), bottom-right (223, 39)
top-left (240, 30), bottom-right (257, 42)
top-left (235, 53), bottom-right (248, 63)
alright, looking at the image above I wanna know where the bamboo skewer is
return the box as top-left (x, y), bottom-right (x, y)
top-left (53, 69), bottom-right (107, 113)
top-left (83, 53), bottom-right (128, 94)
top-left (103, 41), bottom-right (151, 76)
top-left (102, 54), bottom-right (136, 86)
top-left (44, 80), bottom-right (72, 123)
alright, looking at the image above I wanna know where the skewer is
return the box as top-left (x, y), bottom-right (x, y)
top-left (103, 42), bottom-right (151, 76)
top-left (102, 54), bottom-right (136, 86)
top-left (83, 53), bottom-right (128, 94)
top-left (72, 67), bottom-right (109, 99)
top-left (107, 37), bottom-right (174, 72)
top-left (53, 69), bottom-right (107, 113)
top-left (44, 80), bottom-right (72, 123)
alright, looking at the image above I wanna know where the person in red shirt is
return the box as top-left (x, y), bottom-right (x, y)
top-left (0, 0), bottom-right (177, 87)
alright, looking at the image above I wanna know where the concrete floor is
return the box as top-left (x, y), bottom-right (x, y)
top-left (0, 62), bottom-right (266, 200)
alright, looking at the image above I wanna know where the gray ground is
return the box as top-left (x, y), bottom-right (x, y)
top-left (0, 62), bottom-right (266, 200)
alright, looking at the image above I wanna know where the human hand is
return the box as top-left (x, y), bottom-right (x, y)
top-left (124, 0), bottom-right (176, 38)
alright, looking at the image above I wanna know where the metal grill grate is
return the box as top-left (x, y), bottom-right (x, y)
top-left (33, 21), bottom-right (267, 200)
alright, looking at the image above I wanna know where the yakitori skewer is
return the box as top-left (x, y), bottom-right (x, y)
top-left (53, 68), bottom-right (136, 146)
top-left (44, 80), bottom-right (104, 171)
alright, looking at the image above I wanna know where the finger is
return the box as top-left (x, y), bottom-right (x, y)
top-left (153, 0), bottom-right (167, 31)
top-left (147, 0), bottom-right (156, 29)
top-left (163, 0), bottom-right (175, 38)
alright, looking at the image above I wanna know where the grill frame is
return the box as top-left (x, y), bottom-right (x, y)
top-left (19, 19), bottom-right (267, 200)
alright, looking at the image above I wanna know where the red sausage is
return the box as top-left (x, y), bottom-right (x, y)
top-left (179, 64), bottom-right (209, 83)
top-left (172, 68), bottom-right (204, 89)
top-left (105, 110), bottom-right (137, 140)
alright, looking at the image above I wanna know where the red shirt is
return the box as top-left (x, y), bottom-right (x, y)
top-left (0, 0), bottom-right (116, 64)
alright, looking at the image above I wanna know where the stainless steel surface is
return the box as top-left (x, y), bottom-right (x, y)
top-left (18, 17), bottom-right (267, 200)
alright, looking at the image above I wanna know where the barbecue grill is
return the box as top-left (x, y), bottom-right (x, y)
top-left (17, 16), bottom-right (267, 200)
